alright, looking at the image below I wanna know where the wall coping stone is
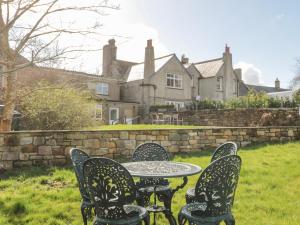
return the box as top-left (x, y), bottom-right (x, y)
top-left (1, 126), bottom-right (300, 134)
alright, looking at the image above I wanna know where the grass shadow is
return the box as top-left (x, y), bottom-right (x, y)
top-left (0, 165), bottom-right (73, 180)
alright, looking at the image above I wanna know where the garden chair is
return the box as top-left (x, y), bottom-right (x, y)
top-left (132, 143), bottom-right (172, 209)
top-left (70, 148), bottom-right (93, 225)
top-left (178, 155), bottom-right (242, 225)
top-left (83, 157), bottom-right (150, 225)
top-left (186, 142), bottom-right (238, 204)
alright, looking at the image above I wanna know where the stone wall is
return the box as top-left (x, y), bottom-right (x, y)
top-left (1, 127), bottom-right (300, 169)
top-left (180, 108), bottom-right (300, 127)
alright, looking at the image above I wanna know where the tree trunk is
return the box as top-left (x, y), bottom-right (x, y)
top-left (0, 69), bottom-right (17, 132)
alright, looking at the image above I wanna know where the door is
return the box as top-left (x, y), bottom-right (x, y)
top-left (109, 108), bottom-right (119, 124)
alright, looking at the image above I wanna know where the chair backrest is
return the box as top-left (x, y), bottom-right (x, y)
top-left (211, 142), bottom-right (237, 162)
top-left (132, 143), bottom-right (169, 162)
top-left (70, 148), bottom-right (90, 201)
top-left (194, 155), bottom-right (242, 217)
top-left (83, 157), bottom-right (136, 219)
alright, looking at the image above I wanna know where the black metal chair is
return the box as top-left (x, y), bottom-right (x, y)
top-left (178, 155), bottom-right (242, 225)
top-left (186, 142), bottom-right (238, 204)
top-left (132, 143), bottom-right (172, 208)
top-left (83, 157), bottom-right (150, 225)
top-left (70, 148), bottom-right (93, 225)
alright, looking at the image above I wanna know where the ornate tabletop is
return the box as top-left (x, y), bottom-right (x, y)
top-left (122, 161), bottom-right (201, 178)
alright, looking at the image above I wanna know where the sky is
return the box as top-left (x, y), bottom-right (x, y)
top-left (59, 0), bottom-right (300, 88)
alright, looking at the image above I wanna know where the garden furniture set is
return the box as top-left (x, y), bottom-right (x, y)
top-left (70, 142), bottom-right (241, 225)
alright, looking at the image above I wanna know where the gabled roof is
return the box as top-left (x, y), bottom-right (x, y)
top-left (246, 84), bottom-right (290, 93)
top-left (194, 58), bottom-right (224, 78)
top-left (126, 54), bottom-right (174, 82)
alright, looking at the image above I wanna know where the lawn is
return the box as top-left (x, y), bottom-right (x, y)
top-left (88, 124), bottom-right (204, 130)
top-left (0, 142), bottom-right (299, 225)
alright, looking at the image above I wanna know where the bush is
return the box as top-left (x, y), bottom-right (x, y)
top-left (190, 90), bottom-right (298, 110)
top-left (188, 98), bottom-right (224, 110)
top-left (19, 82), bottom-right (96, 130)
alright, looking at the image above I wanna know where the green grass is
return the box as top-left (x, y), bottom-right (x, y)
top-left (87, 124), bottom-right (204, 130)
top-left (0, 142), bottom-right (299, 225)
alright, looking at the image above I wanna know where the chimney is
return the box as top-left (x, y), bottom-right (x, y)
top-left (234, 68), bottom-right (242, 81)
top-left (275, 78), bottom-right (280, 90)
top-left (144, 39), bottom-right (155, 78)
top-left (181, 54), bottom-right (189, 64)
top-left (102, 39), bottom-right (117, 76)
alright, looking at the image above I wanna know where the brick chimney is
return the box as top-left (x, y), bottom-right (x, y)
top-left (102, 39), bottom-right (117, 76)
top-left (275, 78), bottom-right (280, 90)
top-left (144, 39), bottom-right (155, 78)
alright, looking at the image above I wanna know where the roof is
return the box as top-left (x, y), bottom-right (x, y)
top-left (194, 58), bottom-right (224, 78)
top-left (246, 84), bottom-right (290, 93)
top-left (267, 90), bottom-right (294, 99)
top-left (126, 54), bottom-right (174, 82)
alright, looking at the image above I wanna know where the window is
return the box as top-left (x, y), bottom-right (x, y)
top-left (216, 77), bottom-right (223, 91)
top-left (166, 74), bottom-right (182, 88)
top-left (166, 101), bottom-right (185, 111)
top-left (95, 104), bottom-right (103, 120)
top-left (234, 79), bottom-right (239, 95)
top-left (96, 83), bottom-right (109, 95)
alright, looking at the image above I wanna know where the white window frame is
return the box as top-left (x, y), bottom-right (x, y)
top-left (166, 74), bottom-right (183, 89)
top-left (165, 101), bottom-right (185, 111)
top-left (96, 83), bottom-right (109, 95)
top-left (216, 76), bottom-right (223, 91)
top-left (95, 104), bottom-right (103, 120)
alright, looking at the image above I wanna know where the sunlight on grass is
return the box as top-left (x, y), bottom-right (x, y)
top-left (87, 124), bottom-right (204, 130)
top-left (0, 142), bottom-right (299, 224)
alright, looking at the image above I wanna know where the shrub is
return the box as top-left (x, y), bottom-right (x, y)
top-left (188, 98), bottom-right (224, 110)
top-left (19, 82), bottom-right (96, 130)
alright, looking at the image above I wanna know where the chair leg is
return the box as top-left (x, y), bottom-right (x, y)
top-left (225, 216), bottom-right (235, 225)
top-left (178, 213), bottom-right (186, 225)
top-left (81, 203), bottom-right (88, 225)
top-left (143, 214), bottom-right (150, 225)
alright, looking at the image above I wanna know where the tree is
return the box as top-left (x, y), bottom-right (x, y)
top-left (19, 81), bottom-right (96, 130)
top-left (0, 0), bottom-right (118, 131)
top-left (290, 58), bottom-right (300, 89)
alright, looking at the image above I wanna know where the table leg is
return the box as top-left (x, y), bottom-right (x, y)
top-left (156, 177), bottom-right (188, 225)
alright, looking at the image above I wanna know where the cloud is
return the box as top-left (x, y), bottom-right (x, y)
top-left (234, 62), bottom-right (262, 85)
top-left (110, 23), bottom-right (169, 62)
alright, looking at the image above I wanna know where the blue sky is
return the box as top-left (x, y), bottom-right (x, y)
top-left (64, 0), bottom-right (299, 88)
top-left (110, 0), bottom-right (300, 88)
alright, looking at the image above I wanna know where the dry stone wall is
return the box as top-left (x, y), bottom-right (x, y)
top-left (1, 127), bottom-right (300, 169)
top-left (180, 108), bottom-right (300, 127)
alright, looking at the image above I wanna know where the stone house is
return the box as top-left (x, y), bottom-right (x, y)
top-left (1, 38), bottom-right (290, 125)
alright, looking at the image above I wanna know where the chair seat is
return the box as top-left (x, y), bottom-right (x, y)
top-left (185, 187), bottom-right (196, 204)
top-left (94, 205), bottom-right (148, 225)
top-left (138, 185), bottom-right (171, 193)
top-left (180, 202), bottom-right (233, 224)
top-left (186, 187), bottom-right (195, 197)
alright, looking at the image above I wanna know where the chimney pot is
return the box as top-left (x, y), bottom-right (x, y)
top-left (147, 39), bottom-right (152, 47)
top-left (225, 44), bottom-right (230, 53)
top-left (181, 54), bottom-right (189, 64)
top-left (108, 39), bottom-right (115, 45)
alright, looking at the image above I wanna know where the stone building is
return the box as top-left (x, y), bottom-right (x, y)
top-left (1, 39), bottom-right (290, 124)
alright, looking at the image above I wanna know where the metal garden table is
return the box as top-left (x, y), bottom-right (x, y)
top-left (122, 161), bottom-right (202, 225)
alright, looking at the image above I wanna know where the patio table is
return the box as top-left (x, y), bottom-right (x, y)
top-left (122, 161), bottom-right (202, 225)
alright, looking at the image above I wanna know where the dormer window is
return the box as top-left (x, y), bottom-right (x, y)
top-left (166, 74), bottom-right (182, 88)
top-left (216, 77), bottom-right (223, 91)
top-left (96, 83), bottom-right (109, 95)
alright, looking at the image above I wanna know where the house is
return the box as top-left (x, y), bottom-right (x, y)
top-left (1, 38), bottom-right (290, 125)
top-left (239, 77), bottom-right (291, 96)
top-left (102, 39), bottom-right (243, 116)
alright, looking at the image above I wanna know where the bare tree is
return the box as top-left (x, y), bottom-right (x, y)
top-left (0, 0), bottom-right (118, 131)
top-left (290, 58), bottom-right (300, 89)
